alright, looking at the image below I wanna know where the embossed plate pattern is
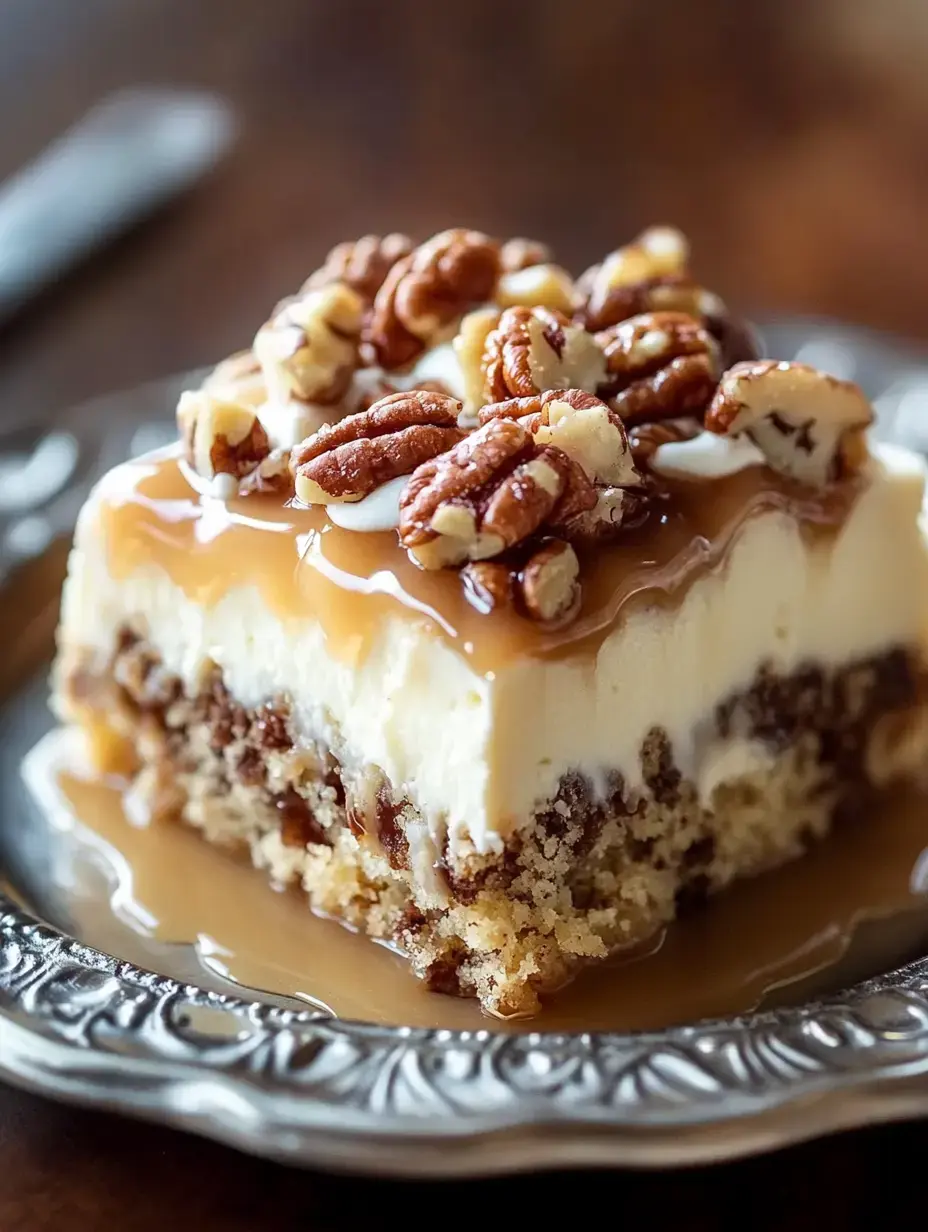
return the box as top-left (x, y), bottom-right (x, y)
top-left (3, 321), bottom-right (928, 1175)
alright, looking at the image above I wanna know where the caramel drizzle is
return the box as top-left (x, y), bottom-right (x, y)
top-left (99, 445), bottom-right (860, 677)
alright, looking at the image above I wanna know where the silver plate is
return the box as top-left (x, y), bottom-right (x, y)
top-left (3, 322), bottom-right (928, 1176)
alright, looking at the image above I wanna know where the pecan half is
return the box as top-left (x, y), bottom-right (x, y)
top-left (177, 390), bottom-right (270, 483)
top-left (399, 418), bottom-right (571, 568)
top-left (704, 360), bottom-right (873, 486)
top-left (366, 228), bottom-right (502, 369)
top-left (500, 236), bottom-right (552, 272)
top-left (597, 311), bottom-right (720, 425)
top-left (480, 388), bottom-right (642, 488)
top-left (304, 233), bottom-right (413, 304)
top-left (291, 389), bottom-right (464, 504)
top-left (254, 282), bottom-right (363, 406)
top-left (482, 306), bottom-right (605, 402)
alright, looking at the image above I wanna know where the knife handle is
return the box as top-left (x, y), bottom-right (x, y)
top-left (0, 89), bottom-right (235, 323)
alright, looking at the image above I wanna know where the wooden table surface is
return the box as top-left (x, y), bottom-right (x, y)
top-left (3, 1), bottom-right (928, 1225)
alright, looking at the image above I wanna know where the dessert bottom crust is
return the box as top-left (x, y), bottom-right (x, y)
top-left (59, 631), bottom-right (928, 1017)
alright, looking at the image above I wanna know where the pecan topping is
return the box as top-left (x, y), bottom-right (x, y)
top-left (254, 282), bottom-right (363, 406)
top-left (453, 306), bottom-right (502, 419)
top-left (575, 226), bottom-right (758, 368)
top-left (596, 311), bottom-right (720, 425)
top-left (366, 228), bottom-right (502, 369)
top-left (482, 306), bottom-right (605, 402)
top-left (291, 389), bottom-right (464, 505)
top-left (500, 236), bottom-right (552, 272)
top-left (496, 263), bottom-right (575, 315)
top-left (238, 448), bottom-right (294, 497)
top-left (480, 388), bottom-right (642, 488)
top-left (576, 225), bottom-right (689, 330)
top-left (462, 539), bottom-right (581, 625)
top-left (304, 233), bottom-right (413, 303)
top-left (461, 559), bottom-right (514, 614)
top-left (202, 350), bottom-right (266, 406)
top-left (177, 390), bottom-right (270, 484)
top-left (519, 538), bottom-right (581, 624)
top-left (461, 538), bottom-right (582, 624)
top-left (399, 418), bottom-right (571, 568)
top-left (704, 360), bottom-right (873, 486)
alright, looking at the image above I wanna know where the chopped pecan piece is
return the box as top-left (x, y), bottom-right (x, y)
top-left (518, 538), bottom-right (581, 624)
top-left (291, 389), bottom-right (464, 504)
top-left (575, 226), bottom-right (758, 368)
top-left (704, 360), bottom-right (873, 486)
top-left (453, 306), bottom-right (502, 419)
top-left (461, 559), bottom-right (515, 613)
top-left (496, 263), bottom-right (575, 314)
top-left (254, 282), bottom-right (363, 406)
top-left (177, 390), bottom-right (270, 483)
top-left (596, 311), bottom-right (720, 425)
top-left (399, 418), bottom-right (570, 568)
top-left (482, 306), bottom-right (605, 402)
top-left (304, 233), bottom-right (414, 303)
top-left (462, 539), bottom-right (581, 625)
top-left (480, 388), bottom-right (642, 488)
top-left (576, 225), bottom-right (689, 328)
top-left (238, 448), bottom-right (294, 497)
top-left (366, 228), bottom-right (502, 369)
top-left (500, 236), bottom-right (552, 272)
top-left (552, 484), bottom-right (649, 542)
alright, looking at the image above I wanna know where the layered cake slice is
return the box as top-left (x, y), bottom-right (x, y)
top-left (52, 226), bottom-right (928, 1016)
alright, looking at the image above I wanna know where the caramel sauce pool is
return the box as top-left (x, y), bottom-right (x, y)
top-left (34, 755), bottom-right (928, 1032)
top-left (99, 447), bottom-right (858, 675)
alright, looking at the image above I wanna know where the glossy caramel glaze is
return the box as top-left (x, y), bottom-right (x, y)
top-left (99, 445), bottom-right (861, 677)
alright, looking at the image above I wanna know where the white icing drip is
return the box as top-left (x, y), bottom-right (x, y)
top-left (652, 431), bottom-right (766, 479)
top-left (208, 473), bottom-right (239, 500)
top-left (326, 475), bottom-right (406, 532)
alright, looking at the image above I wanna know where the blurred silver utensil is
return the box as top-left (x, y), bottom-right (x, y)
top-left (0, 88), bottom-right (236, 325)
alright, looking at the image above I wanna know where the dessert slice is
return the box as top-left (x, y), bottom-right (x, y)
top-left (52, 226), bottom-right (928, 1017)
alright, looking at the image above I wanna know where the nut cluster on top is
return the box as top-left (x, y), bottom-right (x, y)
top-left (176, 226), bottom-right (874, 627)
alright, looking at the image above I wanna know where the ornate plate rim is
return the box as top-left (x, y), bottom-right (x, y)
top-left (3, 321), bottom-right (928, 1176)
top-left (4, 897), bottom-right (928, 1175)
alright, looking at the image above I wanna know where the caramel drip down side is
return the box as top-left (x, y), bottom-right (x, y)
top-left (99, 446), bottom-right (859, 676)
top-left (48, 767), bottom-right (928, 1033)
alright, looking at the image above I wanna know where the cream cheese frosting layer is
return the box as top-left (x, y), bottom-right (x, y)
top-left (55, 444), bottom-right (928, 854)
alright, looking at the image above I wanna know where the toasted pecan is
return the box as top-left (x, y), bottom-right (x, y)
top-left (291, 389), bottom-right (464, 504)
top-left (177, 390), bottom-right (270, 482)
top-left (483, 306), bottom-right (604, 403)
top-left (254, 282), bottom-right (363, 406)
top-left (596, 311), bottom-right (720, 425)
top-left (366, 228), bottom-right (502, 369)
top-left (398, 418), bottom-right (570, 568)
top-left (304, 233), bottom-right (414, 303)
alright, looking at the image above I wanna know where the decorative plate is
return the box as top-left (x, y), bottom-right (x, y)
top-left (3, 320), bottom-right (928, 1177)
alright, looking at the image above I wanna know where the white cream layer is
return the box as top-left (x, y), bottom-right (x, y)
top-left (55, 444), bottom-right (928, 855)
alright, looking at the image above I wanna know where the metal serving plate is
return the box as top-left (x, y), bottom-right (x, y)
top-left (3, 321), bottom-right (928, 1176)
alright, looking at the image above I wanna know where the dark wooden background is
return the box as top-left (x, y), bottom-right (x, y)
top-left (3, 0), bottom-right (928, 1225)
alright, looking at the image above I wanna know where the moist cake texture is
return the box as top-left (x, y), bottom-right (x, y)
top-left (52, 225), bottom-right (928, 1016)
